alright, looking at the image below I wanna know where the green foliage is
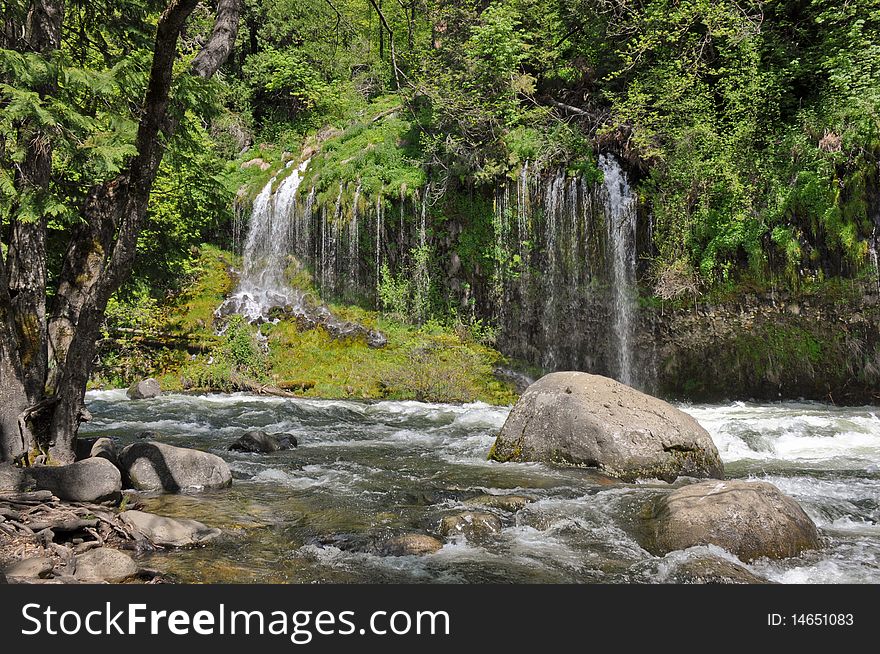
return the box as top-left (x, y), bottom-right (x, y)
top-left (302, 97), bottom-right (426, 203)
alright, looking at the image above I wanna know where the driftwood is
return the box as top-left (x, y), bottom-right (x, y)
top-left (228, 372), bottom-right (311, 398)
top-left (0, 490), bottom-right (145, 582)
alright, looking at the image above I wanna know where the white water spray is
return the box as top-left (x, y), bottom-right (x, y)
top-left (599, 154), bottom-right (638, 387)
top-left (218, 158), bottom-right (310, 321)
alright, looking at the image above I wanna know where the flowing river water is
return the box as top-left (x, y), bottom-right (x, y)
top-left (81, 391), bottom-right (880, 583)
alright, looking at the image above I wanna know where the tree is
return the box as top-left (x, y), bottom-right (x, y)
top-left (0, 0), bottom-right (241, 464)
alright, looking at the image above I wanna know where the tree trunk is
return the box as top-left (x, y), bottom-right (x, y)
top-left (0, 0), bottom-right (241, 464)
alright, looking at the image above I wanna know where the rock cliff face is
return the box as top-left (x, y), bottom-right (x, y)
top-left (643, 281), bottom-right (880, 403)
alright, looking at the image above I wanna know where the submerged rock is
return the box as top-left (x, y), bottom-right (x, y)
top-left (127, 378), bottom-right (162, 400)
top-left (228, 430), bottom-right (297, 453)
top-left (439, 511), bottom-right (502, 539)
top-left (668, 556), bottom-right (770, 585)
top-left (382, 534), bottom-right (443, 556)
top-left (26, 458), bottom-right (121, 504)
top-left (74, 548), bottom-right (138, 583)
top-left (644, 479), bottom-right (821, 562)
top-left (120, 510), bottom-right (221, 548)
top-left (119, 441), bottom-right (232, 492)
top-left (489, 371), bottom-right (724, 482)
top-left (464, 494), bottom-right (532, 513)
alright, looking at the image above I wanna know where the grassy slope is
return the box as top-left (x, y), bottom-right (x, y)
top-left (107, 245), bottom-right (516, 405)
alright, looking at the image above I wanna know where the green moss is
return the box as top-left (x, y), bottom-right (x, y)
top-left (265, 306), bottom-right (516, 405)
top-left (98, 245), bottom-right (517, 405)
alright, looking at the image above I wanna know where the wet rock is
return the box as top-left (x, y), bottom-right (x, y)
top-left (4, 557), bottom-right (54, 580)
top-left (644, 480), bottom-right (820, 562)
top-left (119, 441), bottom-right (232, 492)
top-left (120, 510), bottom-right (221, 548)
top-left (382, 534), bottom-right (443, 556)
top-left (74, 548), bottom-right (138, 583)
top-left (26, 458), bottom-right (121, 504)
top-left (489, 371), bottom-right (724, 482)
top-left (464, 494), bottom-right (532, 512)
top-left (667, 556), bottom-right (770, 585)
top-left (0, 463), bottom-right (35, 492)
top-left (127, 378), bottom-right (162, 400)
top-left (136, 430), bottom-right (160, 440)
top-left (228, 430), bottom-right (297, 453)
top-left (307, 533), bottom-right (372, 553)
top-left (439, 511), bottom-right (502, 539)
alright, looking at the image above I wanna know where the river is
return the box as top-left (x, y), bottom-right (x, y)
top-left (81, 391), bottom-right (880, 583)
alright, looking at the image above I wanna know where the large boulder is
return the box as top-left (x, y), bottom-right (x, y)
top-left (644, 479), bottom-right (821, 562)
top-left (26, 458), bottom-right (121, 504)
top-left (120, 510), bottom-right (221, 548)
top-left (127, 378), bottom-right (161, 400)
top-left (118, 441), bottom-right (232, 492)
top-left (228, 430), bottom-right (297, 453)
top-left (74, 548), bottom-right (137, 583)
top-left (489, 372), bottom-right (723, 482)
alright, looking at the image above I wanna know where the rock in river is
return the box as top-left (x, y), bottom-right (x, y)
top-left (120, 510), bottom-right (221, 547)
top-left (489, 371), bottom-right (724, 482)
top-left (228, 430), bottom-right (297, 453)
top-left (119, 441), bottom-right (232, 492)
top-left (127, 377), bottom-right (162, 400)
top-left (644, 479), bottom-right (821, 562)
top-left (464, 494), bottom-right (532, 512)
top-left (382, 534), bottom-right (444, 556)
top-left (26, 457), bottom-right (122, 504)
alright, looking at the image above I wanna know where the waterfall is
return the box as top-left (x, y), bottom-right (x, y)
top-left (492, 155), bottom-right (640, 385)
top-left (218, 158), bottom-right (311, 321)
top-left (599, 154), bottom-right (638, 387)
top-left (375, 195), bottom-right (384, 292)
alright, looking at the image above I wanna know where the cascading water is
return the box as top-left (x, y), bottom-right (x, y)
top-left (218, 158), bottom-right (311, 321)
top-left (599, 154), bottom-right (638, 387)
top-left (491, 154), bottom-right (641, 384)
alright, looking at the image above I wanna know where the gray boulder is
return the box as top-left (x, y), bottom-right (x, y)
top-left (127, 378), bottom-right (161, 400)
top-left (644, 479), bottom-right (821, 562)
top-left (382, 534), bottom-right (443, 556)
top-left (439, 511), bottom-right (502, 539)
top-left (120, 510), bottom-right (221, 547)
top-left (119, 441), bottom-right (232, 492)
top-left (74, 548), bottom-right (138, 583)
top-left (489, 372), bottom-right (723, 482)
top-left (228, 430), bottom-right (297, 453)
top-left (26, 458), bottom-right (121, 504)
top-left (88, 437), bottom-right (118, 466)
